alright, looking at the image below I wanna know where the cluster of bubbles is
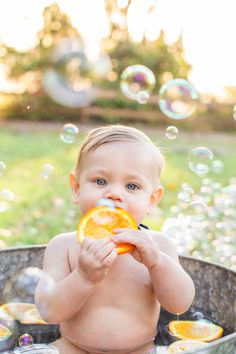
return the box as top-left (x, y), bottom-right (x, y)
top-left (120, 64), bottom-right (199, 120)
top-left (161, 178), bottom-right (236, 270)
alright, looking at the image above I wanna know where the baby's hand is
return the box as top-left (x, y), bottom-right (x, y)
top-left (78, 237), bottom-right (117, 284)
top-left (112, 229), bottom-right (161, 269)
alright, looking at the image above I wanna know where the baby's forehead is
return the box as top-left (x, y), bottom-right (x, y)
top-left (82, 140), bottom-right (163, 177)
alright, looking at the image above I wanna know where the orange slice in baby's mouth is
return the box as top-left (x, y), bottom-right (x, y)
top-left (168, 320), bottom-right (224, 342)
top-left (77, 206), bottom-right (138, 254)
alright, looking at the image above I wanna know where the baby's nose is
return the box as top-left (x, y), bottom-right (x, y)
top-left (104, 189), bottom-right (124, 202)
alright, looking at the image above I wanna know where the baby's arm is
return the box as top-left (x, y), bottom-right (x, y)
top-left (112, 229), bottom-right (195, 315)
top-left (35, 233), bottom-right (117, 323)
top-left (147, 232), bottom-right (195, 314)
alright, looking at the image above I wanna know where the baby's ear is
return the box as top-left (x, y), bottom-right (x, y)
top-left (148, 185), bottom-right (164, 213)
top-left (69, 172), bottom-right (80, 204)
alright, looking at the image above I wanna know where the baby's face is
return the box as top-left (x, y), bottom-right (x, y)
top-left (76, 141), bottom-right (163, 224)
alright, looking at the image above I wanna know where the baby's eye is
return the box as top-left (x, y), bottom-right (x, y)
top-left (126, 183), bottom-right (139, 191)
top-left (95, 178), bottom-right (107, 186)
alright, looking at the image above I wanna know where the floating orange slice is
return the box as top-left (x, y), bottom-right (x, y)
top-left (77, 206), bottom-right (138, 255)
top-left (0, 303), bottom-right (46, 324)
top-left (0, 323), bottom-right (12, 340)
top-left (168, 320), bottom-right (223, 342)
top-left (167, 339), bottom-right (208, 353)
top-left (21, 307), bottom-right (46, 325)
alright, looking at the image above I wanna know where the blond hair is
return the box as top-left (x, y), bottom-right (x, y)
top-left (74, 125), bottom-right (164, 183)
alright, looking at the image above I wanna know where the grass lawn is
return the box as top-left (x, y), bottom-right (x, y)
top-left (0, 122), bottom-right (236, 248)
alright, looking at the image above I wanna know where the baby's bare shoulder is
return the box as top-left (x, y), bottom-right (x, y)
top-left (45, 231), bottom-right (78, 255)
top-left (42, 231), bottom-right (78, 276)
top-left (149, 230), bottom-right (178, 261)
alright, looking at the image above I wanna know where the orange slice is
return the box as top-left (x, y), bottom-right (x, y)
top-left (0, 303), bottom-right (43, 323)
top-left (169, 320), bottom-right (223, 342)
top-left (0, 323), bottom-right (12, 340)
top-left (167, 339), bottom-right (208, 353)
top-left (21, 307), bottom-right (46, 325)
top-left (77, 206), bottom-right (138, 255)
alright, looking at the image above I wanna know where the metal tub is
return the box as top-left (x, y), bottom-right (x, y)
top-left (0, 246), bottom-right (235, 353)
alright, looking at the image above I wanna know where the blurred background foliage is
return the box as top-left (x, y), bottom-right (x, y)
top-left (0, 1), bottom-right (235, 132)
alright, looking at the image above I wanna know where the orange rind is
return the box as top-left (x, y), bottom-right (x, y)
top-left (77, 206), bottom-right (138, 255)
top-left (167, 339), bottom-right (208, 353)
top-left (0, 323), bottom-right (12, 340)
top-left (168, 320), bottom-right (223, 342)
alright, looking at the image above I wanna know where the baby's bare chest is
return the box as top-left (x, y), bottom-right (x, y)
top-left (69, 244), bottom-right (153, 302)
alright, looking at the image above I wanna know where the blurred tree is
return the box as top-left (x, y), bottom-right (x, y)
top-left (0, 3), bottom-right (80, 94)
top-left (102, 0), bottom-right (191, 90)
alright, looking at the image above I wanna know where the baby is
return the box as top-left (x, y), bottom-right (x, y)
top-left (35, 125), bottom-right (195, 354)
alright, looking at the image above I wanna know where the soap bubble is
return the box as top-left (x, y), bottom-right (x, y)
top-left (136, 91), bottom-right (150, 104)
top-left (233, 105), bottom-right (236, 121)
top-left (0, 189), bottom-right (15, 213)
top-left (18, 333), bottom-right (33, 347)
top-left (158, 78), bottom-right (199, 119)
top-left (187, 147), bottom-right (214, 175)
top-left (177, 183), bottom-right (194, 203)
top-left (97, 198), bottom-right (115, 209)
top-left (2, 267), bottom-right (54, 304)
top-left (13, 344), bottom-right (59, 353)
top-left (186, 200), bottom-right (208, 215)
top-left (211, 160), bottom-right (224, 174)
top-left (60, 123), bottom-right (79, 144)
top-left (0, 161), bottom-right (6, 176)
top-left (165, 126), bottom-right (178, 140)
top-left (0, 311), bottom-right (16, 352)
top-left (41, 164), bottom-right (54, 180)
top-left (0, 189), bottom-right (15, 201)
top-left (43, 38), bottom-right (111, 108)
top-left (120, 65), bottom-right (155, 101)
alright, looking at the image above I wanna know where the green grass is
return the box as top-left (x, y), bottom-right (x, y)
top-left (0, 126), bottom-right (235, 248)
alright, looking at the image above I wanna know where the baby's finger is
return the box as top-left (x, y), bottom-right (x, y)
top-left (95, 242), bottom-right (117, 262)
top-left (88, 236), bottom-right (114, 254)
top-left (112, 231), bottom-right (145, 249)
top-left (81, 237), bottom-right (94, 250)
top-left (102, 248), bottom-right (118, 267)
top-left (113, 228), bottom-right (131, 233)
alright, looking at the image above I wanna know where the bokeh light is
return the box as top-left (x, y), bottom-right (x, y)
top-left (40, 164), bottom-right (54, 180)
top-left (120, 64), bottom-right (155, 102)
top-left (211, 160), bottom-right (224, 174)
top-left (158, 78), bottom-right (199, 119)
top-left (0, 161), bottom-right (6, 177)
